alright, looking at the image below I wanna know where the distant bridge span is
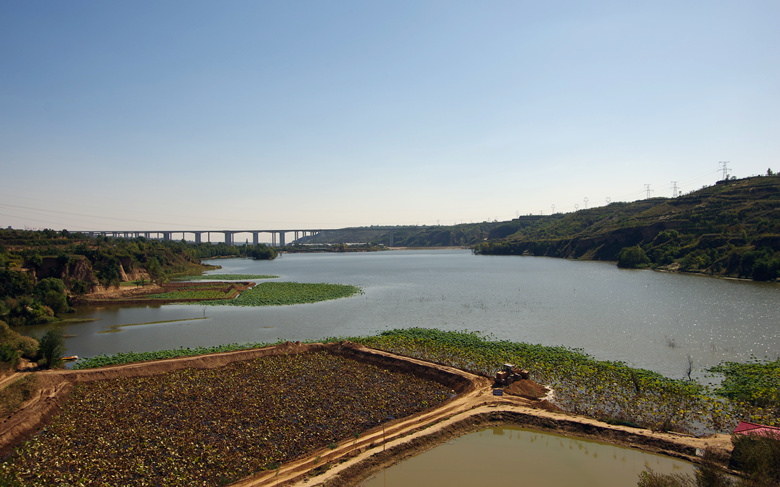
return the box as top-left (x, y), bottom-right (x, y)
top-left (81, 229), bottom-right (327, 246)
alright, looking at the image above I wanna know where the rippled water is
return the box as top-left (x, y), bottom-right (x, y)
top-left (359, 426), bottom-right (696, 487)
top-left (31, 249), bottom-right (778, 378)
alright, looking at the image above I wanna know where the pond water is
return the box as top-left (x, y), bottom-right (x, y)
top-left (359, 426), bottom-right (696, 487)
top-left (27, 249), bottom-right (779, 379)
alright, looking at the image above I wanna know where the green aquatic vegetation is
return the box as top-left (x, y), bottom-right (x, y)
top-left (177, 274), bottom-right (278, 281)
top-left (340, 328), bottom-right (778, 434)
top-left (144, 289), bottom-right (230, 300)
top-left (2, 352), bottom-right (452, 486)
top-left (708, 358), bottom-right (780, 410)
top-left (197, 282), bottom-right (362, 307)
top-left (73, 342), bottom-right (276, 369)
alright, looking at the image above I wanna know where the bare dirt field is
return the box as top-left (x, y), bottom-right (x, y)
top-left (0, 342), bottom-right (732, 486)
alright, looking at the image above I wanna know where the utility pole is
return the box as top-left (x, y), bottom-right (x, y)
top-left (644, 184), bottom-right (654, 199)
top-left (671, 181), bottom-right (679, 198)
top-left (719, 161), bottom-right (730, 181)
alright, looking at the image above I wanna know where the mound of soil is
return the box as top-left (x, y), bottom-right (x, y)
top-left (504, 379), bottom-right (550, 400)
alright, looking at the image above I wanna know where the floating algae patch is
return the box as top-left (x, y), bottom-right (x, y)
top-left (98, 317), bottom-right (211, 334)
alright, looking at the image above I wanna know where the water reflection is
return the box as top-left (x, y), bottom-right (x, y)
top-left (360, 426), bottom-right (695, 487)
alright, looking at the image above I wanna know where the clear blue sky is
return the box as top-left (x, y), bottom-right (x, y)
top-left (2, 1), bottom-right (778, 232)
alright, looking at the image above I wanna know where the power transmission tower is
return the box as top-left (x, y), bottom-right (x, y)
top-left (671, 181), bottom-right (679, 198)
top-left (719, 161), bottom-right (730, 180)
top-left (606, 197), bottom-right (611, 204)
top-left (551, 204), bottom-right (556, 214)
top-left (583, 197), bottom-right (589, 209)
top-left (644, 184), bottom-right (654, 199)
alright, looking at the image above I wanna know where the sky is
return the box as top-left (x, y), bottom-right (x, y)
top-left (1, 1), bottom-right (778, 234)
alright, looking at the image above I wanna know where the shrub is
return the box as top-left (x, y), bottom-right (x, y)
top-left (730, 434), bottom-right (780, 485)
top-left (0, 344), bottom-right (20, 370)
top-left (14, 336), bottom-right (38, 359)
top-left (617, 245), bottom-right (650, 269)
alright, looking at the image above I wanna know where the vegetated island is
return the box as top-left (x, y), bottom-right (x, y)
top-left (1, 329), bottom-right (778, 486)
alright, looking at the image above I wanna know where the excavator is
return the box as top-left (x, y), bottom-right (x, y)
top-left (494, 363), bottom-right (529, 387)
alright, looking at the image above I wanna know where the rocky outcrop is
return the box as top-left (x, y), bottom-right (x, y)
top-left (33, 256), bottom-right (98, 290)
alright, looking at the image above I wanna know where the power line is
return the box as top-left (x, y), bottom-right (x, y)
top-left (719, 161), bottom-right (730, 180)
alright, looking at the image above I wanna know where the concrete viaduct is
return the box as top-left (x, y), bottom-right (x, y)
top-left (82, 229), bottom-right (326, 246)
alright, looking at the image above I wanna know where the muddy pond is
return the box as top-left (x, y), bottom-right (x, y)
top-left (360, 426), bottom-right (696, 487)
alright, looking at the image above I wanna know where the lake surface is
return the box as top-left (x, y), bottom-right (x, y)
top-left (359, 426), bottom-right (696, 487)
top-left (37, 249), bottom-right (779, 379)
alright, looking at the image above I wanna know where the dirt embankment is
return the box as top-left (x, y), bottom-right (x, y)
top-left (73, 281), bottom-right (255, 306)
top-left (0, 342), bottom-right (733, 487)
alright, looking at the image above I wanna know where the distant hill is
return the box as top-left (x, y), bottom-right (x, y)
top-left (298, 222), bottom-right (508, 248)
top-left (474, 175), bottom-right (780, 281)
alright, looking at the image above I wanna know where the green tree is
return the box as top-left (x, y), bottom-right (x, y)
top-left (249, 244), bottom-right (278, 260)
top-left (25, 252), bottom-right (43, 269)
top-left (0, 270), bottom-right (34, 299)
top-left (34, 278), bottom-right (70, 315)
top-left (43, 290), bottom-right (70, 315)
top-left (33, 277), bottom-right (66, 300)
top-left (617, 245), bottom-right (650, 269)
top-left (0, 321), bottom-right (38, 371)
top-left (100, 257), bottom-right (123, 288)
top-left (37, 327), bottom-right (66, 369)
top-left (146, 257), bottom-right (165, 285)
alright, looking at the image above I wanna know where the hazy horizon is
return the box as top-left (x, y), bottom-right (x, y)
top-left (2, 1), bottom-right (778, 232)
